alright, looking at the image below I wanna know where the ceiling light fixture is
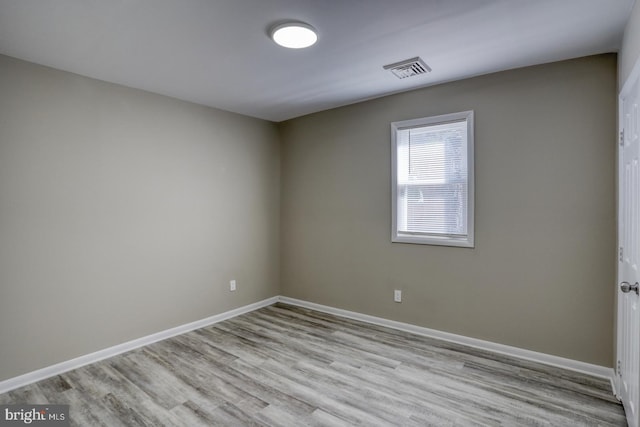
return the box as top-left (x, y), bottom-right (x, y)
top-left (270, 22), bottom-right (318, 49)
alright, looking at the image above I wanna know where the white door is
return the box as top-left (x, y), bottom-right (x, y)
top-left (618, 66), bottom-right (640, 427)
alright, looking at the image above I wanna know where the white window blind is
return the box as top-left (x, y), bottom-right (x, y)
top-left (391, 111), bottom-right (474, 247)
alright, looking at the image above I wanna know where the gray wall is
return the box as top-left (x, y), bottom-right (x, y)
top-left (280, 54), bottom-right (617, 366)
top-left (0, 55), bottom-right (281, 381)
top-left (0, 51), bottom-right (619, 382)
top-left (620, 0), bottom-right (640, 86)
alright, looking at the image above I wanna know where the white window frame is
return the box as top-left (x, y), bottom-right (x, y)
top-left (391, 110), bottom-right (475, 248)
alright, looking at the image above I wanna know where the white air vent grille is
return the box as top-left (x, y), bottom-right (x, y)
top-left (383, 57), bottom-right (431, 79)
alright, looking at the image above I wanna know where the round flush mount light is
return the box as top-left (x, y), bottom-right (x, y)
top-left (270, 22), bottom-right (318, 49)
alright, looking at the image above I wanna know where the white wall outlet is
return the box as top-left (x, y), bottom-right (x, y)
top-left (230, 280), bottom-right (236, 291)
top-left (394, 289), bottom-right (402, 303)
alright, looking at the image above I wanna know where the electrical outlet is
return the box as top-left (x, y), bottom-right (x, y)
top-left (394, 289), bottom-right (402, 303)
top-left (230, 280), bottom-right (236, 291)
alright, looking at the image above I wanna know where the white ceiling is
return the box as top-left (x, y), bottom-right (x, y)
top-left (0, 0), bottom-right (634, 122)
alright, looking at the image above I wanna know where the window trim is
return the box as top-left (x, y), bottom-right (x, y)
top-left (391, 110), bottom-right (475, 248)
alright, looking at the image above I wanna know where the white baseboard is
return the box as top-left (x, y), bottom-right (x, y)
top-left (0, 296), bottom-right (279, 394)
top-left (1, 294), bottom-right (616, 396)
top-left (278, 296), bottom-right (616, 386)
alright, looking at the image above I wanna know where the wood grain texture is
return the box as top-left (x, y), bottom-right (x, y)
top-left (0, 303), bottom-right (626, 426)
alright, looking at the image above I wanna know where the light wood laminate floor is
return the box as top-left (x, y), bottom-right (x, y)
top-left (0, 303), bottom-right (627, 426)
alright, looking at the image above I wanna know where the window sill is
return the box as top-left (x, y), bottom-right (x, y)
top-left (392, 234), bottom-right (474, 248)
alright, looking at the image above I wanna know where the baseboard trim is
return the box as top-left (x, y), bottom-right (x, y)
top-left (1, 295), bottom-right (616, 396)
top-left (0, 296), bottom-right (279, 394)
top-left (278, 296), bottom-right (615, 384)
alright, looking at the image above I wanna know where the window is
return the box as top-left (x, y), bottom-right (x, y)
top-left (391, 111), bottom-right (474, 247)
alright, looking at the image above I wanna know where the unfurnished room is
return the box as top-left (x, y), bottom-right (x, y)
top-left (1, 1), bottom-right (640, 426)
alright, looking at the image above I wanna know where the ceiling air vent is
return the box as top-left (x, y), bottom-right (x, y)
top-left (383, 57), bottom-right (431, 79)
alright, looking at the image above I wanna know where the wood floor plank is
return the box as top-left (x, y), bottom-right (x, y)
top-left (0, 303), bottom-right (627, 426)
